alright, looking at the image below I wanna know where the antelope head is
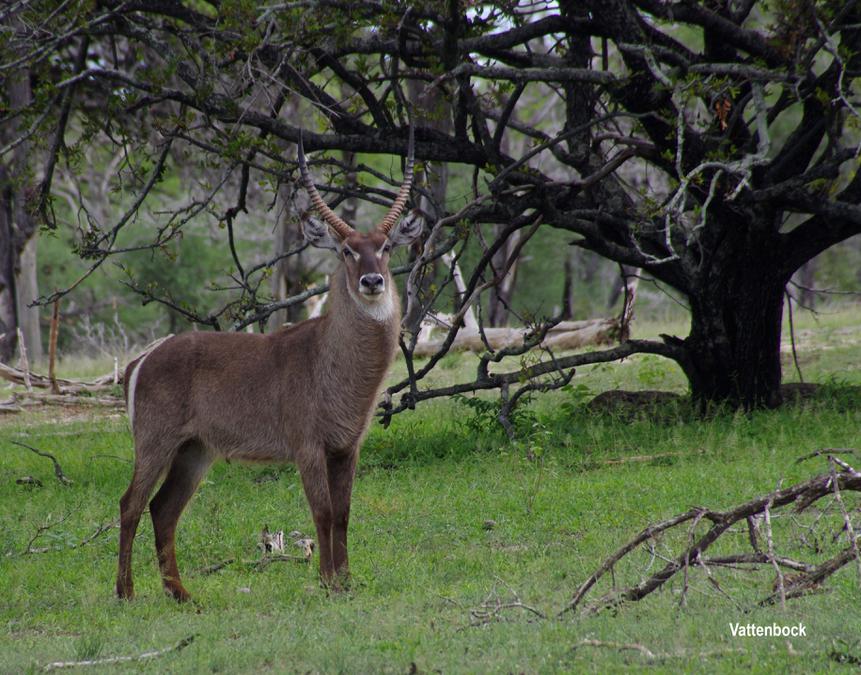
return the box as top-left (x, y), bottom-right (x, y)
top-left (298, 130), bottom-right (423, 313)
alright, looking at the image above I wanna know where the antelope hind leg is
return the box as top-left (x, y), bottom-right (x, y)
top-left (149, 441), bottom-right (213, 602)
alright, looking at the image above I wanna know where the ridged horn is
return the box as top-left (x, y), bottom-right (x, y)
top-left (377, 125), bottom-right (415, 236)
top-left (297, 133), bottom-right (354, 240)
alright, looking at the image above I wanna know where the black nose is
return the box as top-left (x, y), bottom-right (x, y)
top-left (360, 273), bottom-right (384, 292)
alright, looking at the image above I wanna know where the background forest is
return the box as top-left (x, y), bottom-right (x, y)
top-left (2, 0), bottom-right (861, 418)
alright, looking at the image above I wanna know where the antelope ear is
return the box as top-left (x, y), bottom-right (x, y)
top-left (302, 215), bottom-right (341, 252)
top-left (387, 209), bottom-right (424, 247)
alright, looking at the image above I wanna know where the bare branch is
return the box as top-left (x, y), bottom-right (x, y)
top-left (12, 440), bottom-right (72, 486)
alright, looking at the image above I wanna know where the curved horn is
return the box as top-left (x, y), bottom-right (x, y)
top-left (377, 125), bottom-right (415, 236)
top-left (297, 133), bottom-right (354, 239)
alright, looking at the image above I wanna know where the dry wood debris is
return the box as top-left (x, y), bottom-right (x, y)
top-left (561, 453), bottom-right (861, 616)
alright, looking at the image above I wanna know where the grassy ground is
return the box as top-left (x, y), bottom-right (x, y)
top-left (1, 308), bottom-right (860, 673)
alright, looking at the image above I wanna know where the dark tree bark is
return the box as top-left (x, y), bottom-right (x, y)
top-left (561, 251), bottom-right (574, 320)
top-left (681, 234), bottom-right (789, 408)
top-left (0, 166), bottom-right (19, 362)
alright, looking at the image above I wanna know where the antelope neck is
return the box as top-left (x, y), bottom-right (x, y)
top-left (320, 266), bottom-right (400, 368)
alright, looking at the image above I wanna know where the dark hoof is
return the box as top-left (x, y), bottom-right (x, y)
top-left (322, 571), bottom-right (352, 593)
top-left (165, 584), bottom-right (192, 602)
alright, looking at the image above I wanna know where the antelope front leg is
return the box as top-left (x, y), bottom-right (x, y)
top-left (327, 450), bottom-right (357, 585)
top-left (297, 452), bottom-right (335, 584)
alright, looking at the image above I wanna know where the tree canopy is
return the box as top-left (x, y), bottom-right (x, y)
top-left (2, 0), bottom-right (861, 418)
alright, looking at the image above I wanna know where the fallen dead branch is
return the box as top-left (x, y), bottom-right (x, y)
top-left (413, 317), bottom-right (626, 357)
top-left (561, 454), bottom-right (861, 616)
top-left (193, 554), bottom-right (308, 575)
top-left (467, 579), bottom-right (545, 628)
top-left (0, 398), bottom-right (24, 413)
top-left (43, 635), bottom-right (194, 671)
top-left (0, 338), bottom-right (174, 412)
top-left (23, 512), bottom-right (73, 555)
top-left (12, 440), bottom-right (73, 486)
top-left (573, 638), bottom-right (657, 659)
top-left (571, 639), bottom-right (747, 661)
top-left (15, 392), bottom-right (123, 407)
top-left (0, 362), bottom-right (119, 393)
top-left (196, 558), bottom-right (236, 575)
top-left (596, 449), bottom-right (701, 466)
top-left (23, 517), bottom-right (119, 555)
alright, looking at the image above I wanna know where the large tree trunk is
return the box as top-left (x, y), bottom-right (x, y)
top-left (16, 234), bottom-right (42, 363)
top-left (0, 51), bottom-right (38, 362)
top-left (680, 242), bottom-right (788, 409)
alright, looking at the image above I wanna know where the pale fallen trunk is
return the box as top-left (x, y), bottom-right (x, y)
top-left (0, 335), bottom-right (176, 392)
top-left (0, 361), bottom-right (119, 392)
top-left (414, 275), bottom-right (639, 357)
top-left (413, 317), bottom-right (627, 356)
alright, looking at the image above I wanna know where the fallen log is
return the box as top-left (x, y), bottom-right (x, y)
top-left (0, 336), bottom-right (173, 399)
top-left (413, 266), bottom-right (638, 357)
top-left (0, 362), bottom-right (120, 393)
top-left (413, 317), bottom-right (626, 357)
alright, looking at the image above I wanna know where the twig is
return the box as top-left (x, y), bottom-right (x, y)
top-left (16, 327), bottom-right (32, 392)
top-left (12, 440), bottom-right (73, 486)
top-left (24, 512), bottom-right (72, 555)
top-left (48, 300), bottom-right (60, 395)
top-left (43, 635), bottom-right (195, 671)
top-left (467, 579), bottom-right (545, 627)
top-left (23, 518), bottom-right (119, 555)
top-left (701, 553), bottom-right (815, 573)
top-left (785, 289), bottom-right (804, 383)
top-left (75, 519), bottom-right (120, 549)
top-left (796, 448), bottom-right (856, 464)
top-left (572, 639), bottom-right (746, 661)
top-left (828, 457), bottom-right (861, 586)
top-left (597, 451), bottom-right (693, 466)
top-left (763, 494), bottom-right (786, 610)
top-left (572, 639), bottom-right (656, 659)
top-left (195, 558), bottom-right (236, 576)
top-left (759, 544), bottom-right (860, 605)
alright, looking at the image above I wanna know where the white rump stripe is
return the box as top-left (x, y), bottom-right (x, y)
top-left (127, 335), bottom-right (174, 432)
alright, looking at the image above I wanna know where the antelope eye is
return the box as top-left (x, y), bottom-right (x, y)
top-left (342, 249), bottom-right (351, 259)
top-left (383, 245), bottom-right (392, 254)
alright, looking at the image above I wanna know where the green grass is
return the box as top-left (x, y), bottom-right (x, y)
top-left (1, 309), bottom-right (860, 673)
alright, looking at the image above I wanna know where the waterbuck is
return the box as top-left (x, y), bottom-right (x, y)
top-left (116, 132), bottom-right (421, 601)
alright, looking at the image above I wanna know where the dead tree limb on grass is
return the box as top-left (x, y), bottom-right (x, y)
top-left (561, 455), bottom-right (861, 617)
top-left (467, 578), bottom-right (545, 628)
top-left (42, 635), bottom-right (195, 671)
top-left (12, 440), bottom-right (73, 486)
